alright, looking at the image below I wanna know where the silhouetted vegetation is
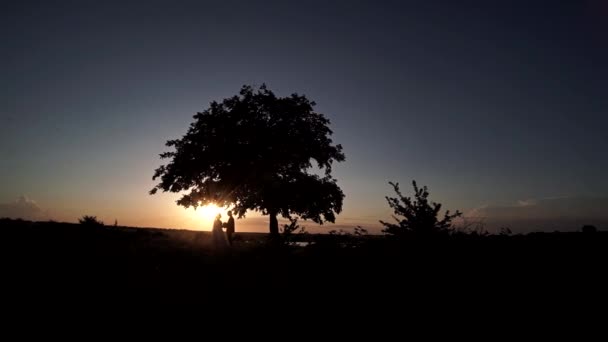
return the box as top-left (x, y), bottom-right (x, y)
top-left (499, 227), bottom-right (513, 236)
top-left (2, 217), bottom-right (605, 307)
top-left (78, 215), bottom-right (104, 227)
top-left (380, 181), bottom-right (462, 238)
top-left (150, 84), bottom-right (345, 236)
top-left (582, 225), bottom-right (597, 233)
top-left (325, 226), bottom-right (370, 248)
top-left (280, 217), bottom-right (308, 246)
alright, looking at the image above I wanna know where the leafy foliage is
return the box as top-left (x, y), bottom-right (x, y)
top-left (281, 217), bottom-right (306, 236)
top-left (380, 181), bottom-right (462, 237)
top-left (150, 84), bottom-right (345, 234)
top-left (279, 217), bottom-right (308, 246)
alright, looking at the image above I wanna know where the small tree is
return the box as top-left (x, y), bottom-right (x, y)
top-left (380, 181), bottom-right (462, 237)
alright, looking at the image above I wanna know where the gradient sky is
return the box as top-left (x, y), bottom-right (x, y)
top-left (2, 0), bottom-right (607, 233)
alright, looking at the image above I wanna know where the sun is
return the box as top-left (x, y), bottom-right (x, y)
top-left (193, 203), bottom-right (222, 225)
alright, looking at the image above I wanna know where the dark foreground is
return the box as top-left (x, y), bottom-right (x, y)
top-left (1, 219), bottom-right (606, 308)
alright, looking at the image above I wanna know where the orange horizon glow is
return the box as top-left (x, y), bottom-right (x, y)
top-left (189, 204), bottom-right (224, 230)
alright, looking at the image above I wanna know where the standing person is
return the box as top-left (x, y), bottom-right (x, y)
top-left (212, 213), bottom-right (228, 250)
top-left (225, 210), bottom-right (235, 245)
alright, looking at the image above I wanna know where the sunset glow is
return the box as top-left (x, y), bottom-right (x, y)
top-left (1, 1), bottom-right (607, 234)
top-left (192, 204), bottom-right (223, 228)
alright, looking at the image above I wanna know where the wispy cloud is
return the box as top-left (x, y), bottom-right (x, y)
top-left (0, 196), bottom-right (48, 221)
top-left (468, 196), bottom-right (608, 233)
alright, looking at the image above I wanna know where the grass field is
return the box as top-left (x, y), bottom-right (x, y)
top-left (2, 218), bottom-right (606, 307)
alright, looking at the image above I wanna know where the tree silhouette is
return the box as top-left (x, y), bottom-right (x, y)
top-left (380, 181), bottom-right (462, 237)
top-left (150, 84), bottom-right (345, 236)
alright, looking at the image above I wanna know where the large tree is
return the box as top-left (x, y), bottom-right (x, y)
top-left (150, 84), bottom-right (345, 235)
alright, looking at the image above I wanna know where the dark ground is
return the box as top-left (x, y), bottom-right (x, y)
top-left (1, 218), bottom-right (606, 311)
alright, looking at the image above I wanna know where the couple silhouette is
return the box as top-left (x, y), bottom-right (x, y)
top-left (212, 210), bottom-right (235, 249)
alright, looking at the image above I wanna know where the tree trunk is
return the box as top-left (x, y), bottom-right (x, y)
top-left (269, 211), bottom-right (279, 236)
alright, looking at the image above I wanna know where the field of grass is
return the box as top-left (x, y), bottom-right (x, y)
top-left (1, 218), bottom-right (606, 307)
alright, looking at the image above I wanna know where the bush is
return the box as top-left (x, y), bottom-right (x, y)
top-left (380, 180), bottom-right (462, 238)
top-left (280, 217), bottom-right (308, 246)
top-left (582, 225), bottom-right (597, 233)
top-left (78, 215), bottom-right (104, 227)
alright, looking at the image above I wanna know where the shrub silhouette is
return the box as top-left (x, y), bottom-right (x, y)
top-left (280, 217), bottom-right (308, 246)
top-left (78, 215), bottom-right (104, 227)
top-left (281, 217), bottom-right (305, 236)
top-left (380, 181), bottom-right (462, 238)
top-left (582, 225), bottom-right (597, 233)
top-left (499, 227), bottom-right (513, 236)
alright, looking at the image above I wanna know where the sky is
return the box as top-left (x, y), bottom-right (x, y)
top-left (1, 0), bottom-right (607, 233)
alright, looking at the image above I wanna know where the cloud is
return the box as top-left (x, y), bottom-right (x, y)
top-left (0, 196), bottom-right (47, 221)
top-left (468, 196), bottom-right (608, 233)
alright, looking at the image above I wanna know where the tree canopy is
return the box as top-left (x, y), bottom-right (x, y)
top-left (150, 84), bottom-right (345, 234)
